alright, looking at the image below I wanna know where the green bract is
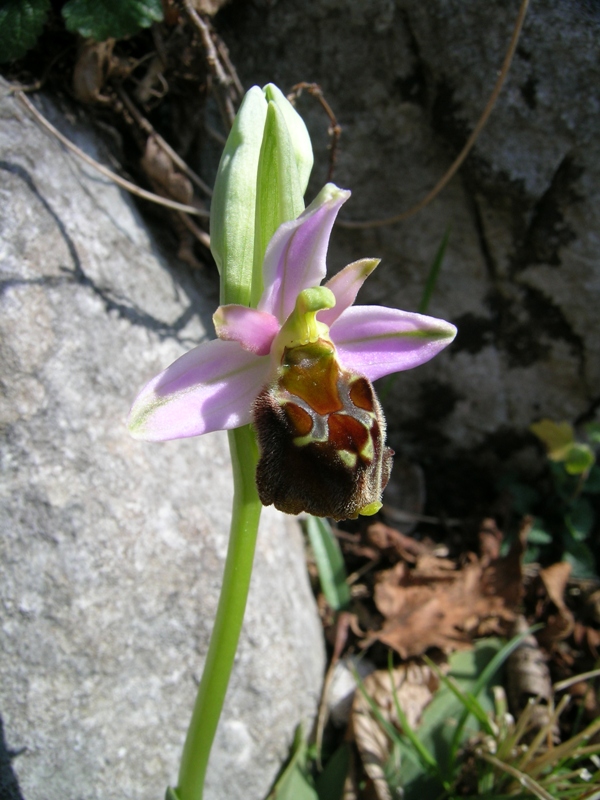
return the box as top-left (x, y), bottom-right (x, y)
top-left (210, 84), bottom-right (313, 308)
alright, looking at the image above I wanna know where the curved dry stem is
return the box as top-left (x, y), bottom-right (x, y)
top-left (116, 85), bottom-right (213, 197)
top-left (478, 752), bottom-right (556, 800)
top-left (16, 90), bottom-right (209, 217)
top-left (339, 0), bottom-right (530, 230)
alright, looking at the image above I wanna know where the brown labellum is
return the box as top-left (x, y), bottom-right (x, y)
top-left (253, 339), bottom-right (393, 520)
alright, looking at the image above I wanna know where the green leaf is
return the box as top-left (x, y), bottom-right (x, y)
top-left (62, 0), bottom-right (163, 42)
top-left (265, 728), bottom-right (318, 800)
top-left (315, 743), bottom-right (350, 800)
top-left (585, 421), bottom-right (600, 445)
top-left (527, 521), bottom-right (553, 545)
top-left (165, 788), bottom-right (180, 800)
top-left (508, 481), bottom-right (540, 515)
top-left (0, 0), bottom-right (50, 63)
top-left (563, 534), bottom-right (596, 579)
top-left (566, 497), bottom-right (594, 541)
top-left (530, 419), bottom-right (575, 461)
top-left (394, 642), bottom-right (502, 792)
top-left (583, 465), bottom-right (600, 494)
top-left (269, 765), bottom-right (318, 800)
top-left (305, 517), bottom-right (351, 611)
top-left (210, 86), bottom-right (268, 306)
top-left (564, 443), bottom-right (595, 476)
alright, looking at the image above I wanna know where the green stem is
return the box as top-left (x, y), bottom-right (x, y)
top-left (173, 425), bottom-right (262, 800)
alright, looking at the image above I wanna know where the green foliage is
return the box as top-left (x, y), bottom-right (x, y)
top-left (502, 419), bottom-right (600, 577)
top-left (264, 729), bottom-right (349, 800)
top-left (305, 516), bottom-right (351, 611)
top-left (62, 0), bottom-right (163, 41)
top-left (372, 637), bottom-right (524, 799)
top-left (361, 637), bottom-right (600, 800)
top-left (0, 0), bottom-right (164, 63)
top-left (264, 728), bottom-right (317, 800)
top-left (314, 743), bottom-right (350, 800)
top-left (0, 0), bottom-right (50, 63)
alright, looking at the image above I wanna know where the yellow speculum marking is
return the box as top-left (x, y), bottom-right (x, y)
top-left (338, 450), bottom-right (358, 468)
top-left (358, 501), bottom-right (383, 516)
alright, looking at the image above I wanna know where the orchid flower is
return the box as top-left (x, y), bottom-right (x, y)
top-left (128, 183), bottom-right (456, 520)
top-left (130, 84), bottom-right (457, 800)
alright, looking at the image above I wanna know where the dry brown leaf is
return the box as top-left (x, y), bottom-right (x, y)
top-left (73, 40), bottom-right (115, 104)
top-left (413, 553), bottom-right (458, 578)
top-left (191, 0), bottom-right (230, 14)
top-left (506, 615), bottom-right (556, 737)
top-left (478, 517), bottom-right (503, 563)
top-left (351, 663), bottom-right (440, 800)
top-left (366, 522), bottom-right (433, 562)
top-left (537, 561), bottom-right (575, 647)
top-left (573, 620), bottom-right (600, 658)
top-left (365, 523), bottom-right (526, 658)
top-left (140, 138), bottom-right (194, 205)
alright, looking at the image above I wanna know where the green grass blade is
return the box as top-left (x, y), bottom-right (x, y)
top-left (447, 628), bottom-right (541, 763)
top-left (305, 516), bottom-right (351, 611)
top-left (424, 657), bottom-right (496, 737)
top-left (387, 655), bottom-right (440, 774)
top-left (419, 225), bottom-right (451, 314)
top-left (479, 752), bottom-right (556, 800)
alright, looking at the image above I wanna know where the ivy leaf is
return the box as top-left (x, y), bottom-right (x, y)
top-left (62, 0), bottom-right (163, 42)
top-left (0, 0), bottom-right (50, 64)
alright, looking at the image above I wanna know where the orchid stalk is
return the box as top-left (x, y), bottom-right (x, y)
top-left (128, 84), bottom-right (456, 800)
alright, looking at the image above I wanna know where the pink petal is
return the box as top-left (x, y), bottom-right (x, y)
top-left (128, 339), bottom-right (270, 441)
top-left (319, 258), bottom-right (380, 327)
top-left (330, 306), bottom-right (457, 381)
top-left (213, 305), bottom-right (280, 355)
top-left (258, 183), bottom-right (350, 322)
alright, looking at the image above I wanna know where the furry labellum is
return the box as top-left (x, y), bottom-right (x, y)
top-left (254, 338), bottom-right (393, 520)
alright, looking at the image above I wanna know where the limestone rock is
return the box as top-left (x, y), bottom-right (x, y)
top-left (0, 80), bottom-right (325, 800)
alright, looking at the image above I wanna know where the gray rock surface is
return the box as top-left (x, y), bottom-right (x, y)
top-left (217, 0), bottom-right (600, 502)
top-left (0, 80), bottom-right (325, 800)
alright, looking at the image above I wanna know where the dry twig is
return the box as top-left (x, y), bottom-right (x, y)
top-left (182, 0), bottom-right (241, 127)
top-left (16, 90), bottom-right (209, 217)
top-left (116, 85), bottom-right (213, 197)
top-left (288, 82), bottom-right (342, 182)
